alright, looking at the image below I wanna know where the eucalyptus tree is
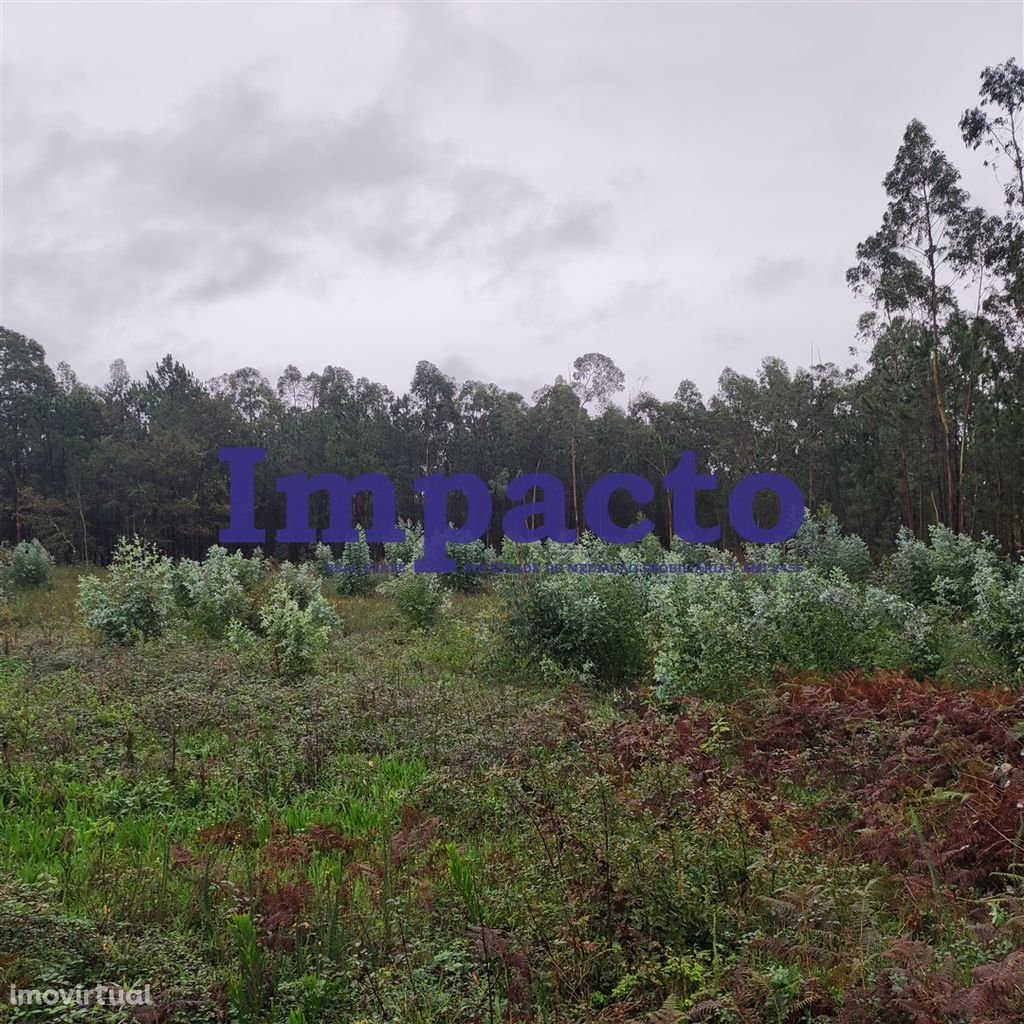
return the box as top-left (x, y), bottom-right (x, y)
top-left (0, 328), bottom-right (57, 544)
top-left (570, 352), bottom-right (625, 412)
top-left (848, 120), bottom-right (985, 531)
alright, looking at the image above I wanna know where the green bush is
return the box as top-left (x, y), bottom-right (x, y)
top-left (650, 558), bottom-right (919, 697)
top-left (970, 563), bottom-right (1024, 679)
top-left (274, 561), bottom-right (337, 629)
top-left (441, 537), bottom-right (492, 592)
top-left (789, 507), bottom-right (872, 582)
top-left (227, 574), bottom-right (339, 678)
top-left (650, 570), bottom-right (774, 698)
top-left (887, 525), bottom-right (1002, 609)
top-left (333, 528), bottom-right (374, 596)
top-left (498, 542), bottom-right (650, 682)
top-left (382, 569), bottom-right (447, 631)
top-left (384, 519), bottom-right (423, 566)
top-left (0, 539), bottom-right (54, 590)
top-left (172, 545), bottom-right (265, 638)
top-left (77, 536), bottom-right (174, 645)
top-left (764, 568), bottom-right (913, 675)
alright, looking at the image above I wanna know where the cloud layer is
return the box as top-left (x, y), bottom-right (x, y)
top-left (2, 2), bottom-right (1018, 398)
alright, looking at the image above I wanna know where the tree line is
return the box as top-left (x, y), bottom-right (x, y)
top-left (1, 59), bottom-right (1022, 562)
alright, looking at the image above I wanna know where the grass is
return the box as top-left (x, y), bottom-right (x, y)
top-left (0, 570), bottom-right (1022, 1022)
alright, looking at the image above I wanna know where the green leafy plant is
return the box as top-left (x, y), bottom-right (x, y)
top-left (499, 540), bottom-right (650, 681)
top-left (172, 545), bottom-right (265, 638)
top-left (0, 539), bottom-right (54, 591)
top-left (888, 525), bottom-right (1002, 609)
top-left (227, 575), bottom-right (339, 678)
top-left (77, 536), bottom-right (173, 645)
top-left (441, 537), bottom-right (492, 593)
top-left (333, 527), bottom-right (374, 597)
top-left (789, 506), bottom-right (872, 582)
top-left (382, 568), bottom-right (447, 630)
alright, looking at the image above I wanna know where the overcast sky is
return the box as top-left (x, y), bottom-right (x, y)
top-left (2, 2), bottom-right (1021, 402)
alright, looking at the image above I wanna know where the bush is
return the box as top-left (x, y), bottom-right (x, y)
top-left (970, 563), bottom-right (1024, 679)
top-left (383, 569), bottom-right (447, 631)
top-left (313, 542), bottom-right (335, 574)
top-left (887, 525), bottom-right (1002, 610)
top-left (789, 507), bottom-right (872, 582)
top-left (441, 537), bottom-right (492, 592)
top-left (0, 539), bottom-right (54, 590)
top-left (499, 542), bottom-right (650, 681)
top-left (274, 561), bottom-right (336, 628)
top-left (764, 568), bottom-right (913, 675)
top-left (650, 570), bottom-right (774, 698)
top-left (172, 545), bottom-right (265, 638)
top-left (333, 528), bottom-right (374, 597)
top-left (77, 536), bottom-right (174, 645)
top-left (668, 537), bottom-right (734, 566)
top-left (650, 565), bottom-right (922, 698)
top-left (384, 519), bottom-right (423, 566)
top-left (227, 572), bottom-right (340, 678)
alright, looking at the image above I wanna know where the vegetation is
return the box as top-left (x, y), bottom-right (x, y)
top-left (2, 60), bottom-right (1024, 564)
top-left (0, 539), bottom-right (55, 592)
top-left (0, 55), bottom-right (1022, 1024)
top-left (1, 520), bottom-right (1023, 1022)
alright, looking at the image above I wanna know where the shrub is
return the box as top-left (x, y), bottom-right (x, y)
top-left (650, 570), bottom-right (774, 698)
top-left (0, 538), bottom-right (54, 590)
top-left (971, 563), bottom-right (1024, 679)
top-left (227, 574), bottom-right (339, 678)
top-left (764, 568), bottom-right (913, 675)
top-left (789, 507), bottom-right (872, 582)
top-left (384, 521), bottom-right (492, 592)
top-left (77, 536), bottom-right (174, 645)
top-left (499, 550), bottom-right (650, 681)
top-left (669, 536), bottom-right (735, 566)
top-left (313, 542), bottom-right (335, 574)
top-left (173, 545), bottom-right (265, 638)
top-left (334, 528), bottom-right (374, 596)
top-left (650, 565), bottom-right (921, 698)
top-left (887, 525), bottom-right (1001, 610)
top-left (383, 569), bottom-right (447, 631)
top-left (274, 561), bottom-right (337, 630)
top-left (441, 537), bottom-right (492, 592)
top-left (385, 519), bottom-right (423, 566)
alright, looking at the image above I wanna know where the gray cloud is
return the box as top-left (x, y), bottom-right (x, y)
top-left (735, 257), bottom-right (810, 296)
top-left (1, 1), bottom-right (1019, 398)
top-left (6, 81), bottom-right (611, 329)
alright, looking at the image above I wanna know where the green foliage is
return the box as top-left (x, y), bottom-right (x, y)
top-left (887, 525), bottom-right (1002, 609)
top-left (76, 536), bottom-right (173, 645)
top-left (650, 570), bottom-right (775, 697)
top-left (498, 542), bottom-right (650, 682)
top-left (227, 573), bottom-right (339, 678)
top-left (382, 568), bottom-right (447, 631)
top-left (789, 506), bottom-right (872, 582)
top-left (312, 542), bottom-right (335, 574)
top-left (441, 536), bottom-right (492, 592)
top-left (273, 561), bottom-right (337, 629)
top-left (227, 913), bottom-right (269, 1023)
top-left (384, 519), bottom-right (423, 565)
top-left (172, 545), bottom-right (265, 638)
top-left (970, 562), bottom-right (1024, 678)
top-left (333, 528), bottom-right (374, 597)
top-left (0, 538), bottom-right (55, 590)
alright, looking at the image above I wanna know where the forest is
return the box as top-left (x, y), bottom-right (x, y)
top-left (0, 55), bottom-right (1023, 1024)
top-left (2, 65), bottom-right (1024, 561)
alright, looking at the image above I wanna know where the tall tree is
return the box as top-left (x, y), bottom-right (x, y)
top-left (848, 120), bottom-right (980, 530)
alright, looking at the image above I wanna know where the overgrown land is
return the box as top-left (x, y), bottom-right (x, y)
top-left (1, 56), bottom-right (1023, 1024)
top-left (1, 519), bottom-right (1023, 1023)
